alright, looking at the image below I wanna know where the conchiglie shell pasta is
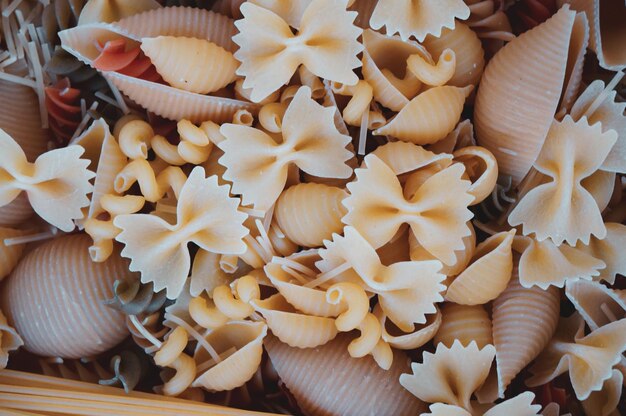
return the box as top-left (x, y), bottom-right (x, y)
top-left (474, 6), bottom-right (586, 185)
top-left (370, 141), bottom-right (453, 176)
top-left (361, 29), bottom-right (425, 111)
top-left (374, 85), bottom-right (472, 145)
top-left (0, 234), bottom-right (131, 359)
top-left (264, 262), bottom-right (346, 318)
top-left (275, 183), bottom-right (347, 248)
top-left (59, 8), bottom-right (257, 123)
top-left (434, 303), bottom-right (493, 349)
top-left (0, 227), bottom-right (24, 281)
top-left (252, 295), bottom-right (338, 348)
top-left (193, 321), bottom-right (267, 391)
top-left (265, 333), bottom-right (427, 416)
top-left (141, 36), bottom-right (238, 95)
top-left (422, 22), bottom-right (485, 88)
top-left (375, 305), bottom-right (442, 350)
top-left (492, 263), bottom-right (560, 397)
top-left (445, 230), bottom-right (515, 305)
top-left (564, 0), bottom-right (626, 70)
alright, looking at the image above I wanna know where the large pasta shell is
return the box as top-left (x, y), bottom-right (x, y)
top-left (252, 294), bottom-right (338, 348)
top-left (434, 303), bottom-right (493, 349)
top-left (474, 6), bottom-right (587, 185)
top-left (563, 0), bottom-right (626, 70)
top-left (491, 260), bottom-right (560, 397)
top-left (141, 36), bottom-right (238, 95)
top-left (0, 227), bottom-right (24, 281)
top-left (193, 320), bottom-right (267, 391)
top-left (0, 234), bottom-right (132, 359)
top-left (265, 333), bottom-right (427, 416)
top-left (373, 85), bottom-right (472, 145)
top-left (422, 22), bottom-right (485, 88)
top-left (361, 29), bottom-right (426, 111)
top-left (59, 7), bottom-right (257, 123)
top-left (275, 183), bottom-right (347, 248)
top-left (72, 118), bottom-right (126, 219)
top-left (264, 262), bottom-right (346, 318)
top-left (445, 230), bottom-right (515, 305)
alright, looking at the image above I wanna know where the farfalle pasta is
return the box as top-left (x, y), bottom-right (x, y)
top-left (508, 115), bottom-right (617, 245)
top-left (0, 128), bottom-right (94, 232)
top-left (343, 154), bottom-right (474, 265)
top-left (234, 0), bottom-right (362, 102)
top-left (114, 166), bottom-right (248, 298)
top-left (219, 86), bottom-right (353, 211)
top-left (369, 0), bottom-right (470, 42)
top-left (1, 0), bottom-right (625, 414)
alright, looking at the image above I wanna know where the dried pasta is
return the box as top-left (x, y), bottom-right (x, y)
top-left (369, 0), bottom-right (470, 42)
top-left (218, 86), bottom-right (353, 211)
top-left (508, 116), bottom-right (617, 245)
top-left (527, 313), bottom-right (626, 400)
top-left (445, 230), bottom-right (515, 305)
top-left (141, 36), bottom-right (238, 94)
top-left (274, 182), bottom-right (347, 248)
top-left (0, 309), bottom-right (23, 369)
top-left (233, 0), bottom-right (363, 102)
top-left (343, 154), bottom-right (474, 265)
top-left (0, 128), bottom-right (94, 232)
top-left (373, 85), bottom-right (472, 145)
top-left (114, 167), bottom-right (248, 299)
top-left (400, 340), bottom-right (495, 410)
top-left (434, 303), bottom-right (492, 349)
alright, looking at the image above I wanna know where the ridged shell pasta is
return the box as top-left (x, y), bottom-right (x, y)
top-left (59, 7), bottom-right (256, 123)
top-left (252, 294), bottom-right (338, 348)
top-left (434, 303), bottom-right (492, 349)
top-left (445, 230), bottom-right (515, 305)
top-left (474, 6), bottom-right (587, 185)
top-left (491, 263), bottom-right (560, 398)
top-left (265, 333), bottom-right (426, 415)
top-left (373, 85), bottom-right (472, 145)
top-left (275, 183), bottom-right (347, 248)
top-left (1, 234), bottom-right (132, 359)
top-left (192, 321), bottom-right (267, 391)
top-left (141, 36), bottom-right (238, 94)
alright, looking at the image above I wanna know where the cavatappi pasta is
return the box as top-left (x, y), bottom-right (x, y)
top-left (0, 0), bottom-right (624, 415)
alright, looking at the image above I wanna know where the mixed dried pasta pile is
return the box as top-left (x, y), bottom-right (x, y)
top-left (0, 0), bottom-right (625, 415)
